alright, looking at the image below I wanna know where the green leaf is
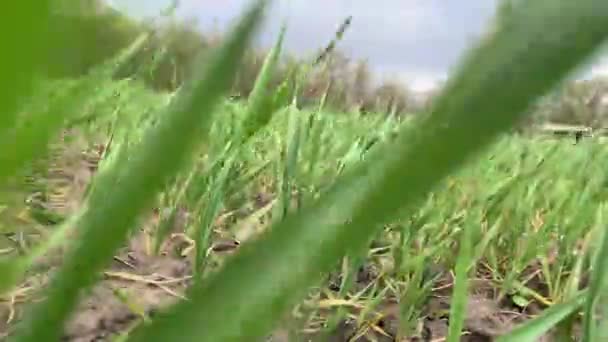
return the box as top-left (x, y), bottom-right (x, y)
top-left (512, 294), bottom-right (531, 308)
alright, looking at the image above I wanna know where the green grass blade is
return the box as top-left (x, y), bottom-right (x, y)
top-left (194, 154), bottom-right (235, 274)
top-left (496, 291), bottom-right (587, 342)
top-left (447, 216), bottom-right (476, 342)
top-left (582, 202), bottom-right (608, 341)
top-left (127, 2), bottom-right (608, 342)
top-left (278, 103), bottom-right (302, 219)
top-left (0, 1), bottom-right (52, 136)
top-left (305, 82), bottom-right (330, 182)
top-left (10, 1), bottom-right (269, 341)
top-left (239, 24), bottom-right (286, 142)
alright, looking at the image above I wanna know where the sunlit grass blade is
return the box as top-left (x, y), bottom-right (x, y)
top-left (496, 290), bottom-right (587, 342)
top-left (127, 2), bottom-right (608, 342)
top-left (10, 1), bottom-right (269, 340)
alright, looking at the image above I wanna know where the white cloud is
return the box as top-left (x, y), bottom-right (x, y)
top-left (586, 58), bottom-right (608, 78)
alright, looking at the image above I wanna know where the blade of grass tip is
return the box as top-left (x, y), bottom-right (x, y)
top-left (239, 23), bottom-right (286, 143)
top-left (582, 202), bottom-right (608, 342)
top-left (127, 2), bottom-right (608, 342)
top-left (496, 290), bottom-right (588, 342)
top-left (0, 1), bottom-right (52, 136)
top-left (10, 1), bottom-right (269, 341)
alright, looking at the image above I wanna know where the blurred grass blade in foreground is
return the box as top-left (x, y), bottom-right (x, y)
top-left (129, 1), bottom-right (608, 342)
top-left (0, 1), bottom-right (52, 134)
top-left (496, 291), bottom-right (587, 342)
top-left (10, 1), bottom-right (270, 341)
top-left (0, 30), bottom-right (162, 297)
top-left (0, 1), bottom-right (59, 182)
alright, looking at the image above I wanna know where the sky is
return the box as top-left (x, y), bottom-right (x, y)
top-left (111, 0), bottom-right (608, 92)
